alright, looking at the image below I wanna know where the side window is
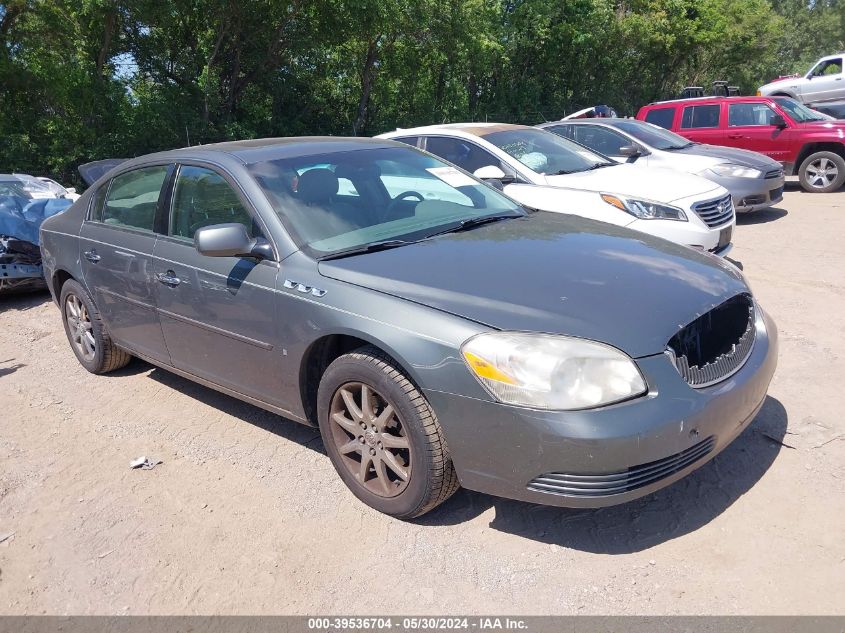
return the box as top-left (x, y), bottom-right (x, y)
top-left (102, 165), bottom-right (169, 231)
top-left (573, 125), bottom-right (629, 155)
top-left (545, 125), bottom-right (574, 140)
top-left (88, 183), bottom-right (109, 221)
top-left (810, 58), bottom-right (843, 77)
top-left (680, 105), bottom-right (721, 129)
top-left (644, 107), bottom-right (675, 129)
top-left (170, 166), bottom-right (259, 239)
top-left (424, 137), bottom-right (501, 174)
top-left (391, 136), bottom-right (419, 147)
top-left (728, 103), bottom-right (778, 127)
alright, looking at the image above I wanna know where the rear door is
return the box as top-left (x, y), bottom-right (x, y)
top-left (151, 163), bottom-right (286, 406)
top-left (723, 102), bottom-right (791, 164)
top-left (78, 164), bottom-right (172, 363)
top-left (678, 103), bottom-right (725, 145)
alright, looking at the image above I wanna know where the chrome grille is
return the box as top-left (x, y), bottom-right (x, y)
top-left (692, 193), bottom-right (734, 228)
top-left (765, 169), bottom-right (783, 179)
top-left (668, 298), bottom-right (756, 388)
top-left (527, 436), bottom-right (716, 498)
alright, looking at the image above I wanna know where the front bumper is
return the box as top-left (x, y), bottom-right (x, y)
top-left (427, 309), bottom-right (778, 508)
top-left (625, 216), bottom-right (732, 255)
top-left (718, 174), bottom-right (786, 213)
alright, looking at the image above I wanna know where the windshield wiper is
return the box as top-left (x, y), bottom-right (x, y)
top-left (319, 239), bottom-right (414, 261)
top-left (586, 163), bottom-right (614, 170)
top-left (425, 213), bottom-right (521, 238)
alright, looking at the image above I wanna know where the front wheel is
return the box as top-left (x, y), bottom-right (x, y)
top-left (59, 279), bottom-right (131, 374)
top-left (798, 151), bottom-right (845, 193)
top-left (317, 347), bottom-right (459, 518)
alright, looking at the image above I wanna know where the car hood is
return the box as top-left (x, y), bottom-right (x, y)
top-left (542, 163), bottom-right (722, 204)
top-left (318, 212), bottom-right (748, 358)
top-left (794, 120), bottom-right (845, 134)
top-left (674, 144), bottom-right (783, 170)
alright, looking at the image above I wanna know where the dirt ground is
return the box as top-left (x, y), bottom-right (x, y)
top-left (1, 184), bottom-right (843, 615)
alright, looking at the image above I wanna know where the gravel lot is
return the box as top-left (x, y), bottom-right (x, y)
top-left (1, 185), bottom-right (843, 615)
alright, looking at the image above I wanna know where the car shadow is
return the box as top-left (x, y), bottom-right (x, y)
top-left (419, 396), bottom-right (788, 553)
top-left (103, 356), bottom-right (787, 548)
top-left (0, 289), bottom-right (52, 312)
top-left (143, 363), bottom-right (324, 452)
top-left (736, 207), bottom-right (788, 225)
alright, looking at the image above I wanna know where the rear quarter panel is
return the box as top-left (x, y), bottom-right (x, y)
top-left (39, 191), bottom-right (89, 303)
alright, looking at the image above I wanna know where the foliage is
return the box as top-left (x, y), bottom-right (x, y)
top-left (1, 0), bottom-right (843, 185)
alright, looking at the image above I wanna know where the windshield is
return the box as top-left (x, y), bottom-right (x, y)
top-left (607, 120), bottom-right (693, 150)
top-left (247, 146), bottom-right (523, 257)
top-left (483, 129), bottom-right (614, 175)
top-left (773, 97), bottom-right (826, 123)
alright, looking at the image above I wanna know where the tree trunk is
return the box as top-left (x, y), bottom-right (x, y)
top-left (354, 37), bottom-right (381, 136)
top-left (96, 8), bottom-right (117, 79)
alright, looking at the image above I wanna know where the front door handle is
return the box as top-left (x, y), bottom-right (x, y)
top-left (83, 249), bottom-right (101, 263)
top-left (155, 271), bottom-right (181, 287)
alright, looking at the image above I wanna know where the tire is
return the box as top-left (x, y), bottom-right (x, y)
top-left (798, 151), bottom-right (845, 193)
top-left (59, 279), bottom-right (131, 374)
top-left (317, 346), bottom-right (459, 518)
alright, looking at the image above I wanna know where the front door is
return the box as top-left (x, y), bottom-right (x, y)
top-left (151, 164), bottom-right (285, 406)
top-left (803, 57), bottom-right (845, 103)
top-left (78, 164), bottom-right (172, 363)
top-left (723, 102), bottom-right (791, 165)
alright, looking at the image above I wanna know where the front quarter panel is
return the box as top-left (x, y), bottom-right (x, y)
top-left (273, 252), bottom-right (495, 420)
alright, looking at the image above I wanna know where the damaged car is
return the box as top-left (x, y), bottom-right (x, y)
top-left (40, 138), bottom-right (777, 518)
top-left (1, 175), bottom-right (71, 293)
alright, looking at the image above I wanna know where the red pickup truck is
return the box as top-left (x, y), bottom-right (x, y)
top-left (636, 96), bottom-right (845, 193)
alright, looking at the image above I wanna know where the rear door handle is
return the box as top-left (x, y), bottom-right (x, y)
top-left (83, 249), bottom-right (101, 263)
top-left (155, 271), bottom-right (181, 287)
top-left (727, 134), bottom-right (744, 139)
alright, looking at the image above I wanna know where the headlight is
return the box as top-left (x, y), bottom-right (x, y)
top-left (600, 194), bottom-right (687, 221)
top-left (461, 332), bottom-right (647, 410)
top-left (708, 163), bottom-right (762, 179)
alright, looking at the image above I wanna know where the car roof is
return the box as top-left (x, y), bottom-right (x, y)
top-left (644, 95), bottom-right (776, 107)
top-left (380, 122), bottom-right (533, 138)
top-left (0, 174), bottom-right (22, 182)
top-left (119, 136), bottom-right (402, 168)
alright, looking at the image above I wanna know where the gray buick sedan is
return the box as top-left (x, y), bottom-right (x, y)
top-left (40, 137), bottom-right (777, 518)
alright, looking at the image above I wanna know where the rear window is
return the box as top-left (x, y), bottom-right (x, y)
top-left (681, 104), bottom-right (721, 129)
top-left (644, 108), bottom-right (675, 129)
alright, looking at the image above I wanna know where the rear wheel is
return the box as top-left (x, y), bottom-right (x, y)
top-left (317, 347), bottom-right (459, 518)
top-left (798, 151), bottom-right (845, 193)
top-left (60, 279), bottom-right (131, 374)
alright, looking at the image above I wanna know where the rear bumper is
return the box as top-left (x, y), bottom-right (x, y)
top-left (427, 309), bottom-right (778, 508)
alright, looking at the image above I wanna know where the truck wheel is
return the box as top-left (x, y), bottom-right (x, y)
top-left (60, 279), bottom-right (131, 374)
top-left (798, 151), bottom-right (845, 193)
top-left (317, 346), bottom-right (460, 518)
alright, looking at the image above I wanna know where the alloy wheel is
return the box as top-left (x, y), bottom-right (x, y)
top-left (329, 381), bottom-right (412, 497)
top-left (65, 294), bottom-right (95, 362)
top-left (806, 157), bottom-right (839, 189)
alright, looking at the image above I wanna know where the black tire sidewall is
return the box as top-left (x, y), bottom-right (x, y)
top-left (317, 353), bottom-right (435, 518)
top-left (799, 151), bottom-right (845, 193)
top-left (59, 280), bottom-right (108, 373)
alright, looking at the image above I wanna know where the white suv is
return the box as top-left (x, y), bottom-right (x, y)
top-left (377, 123), bottom-right (736, 255)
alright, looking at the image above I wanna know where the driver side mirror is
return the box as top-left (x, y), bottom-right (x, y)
top-left (473, 165), bottom-right (515, 189)
top-left (771, 114), bottom-right (787, 129)
top-left (66, 187), bottom-right (76, 194)
top-left (194, 223), bottom-right (273, 260)
top-left (618, 144), bottom-right (644, 162)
